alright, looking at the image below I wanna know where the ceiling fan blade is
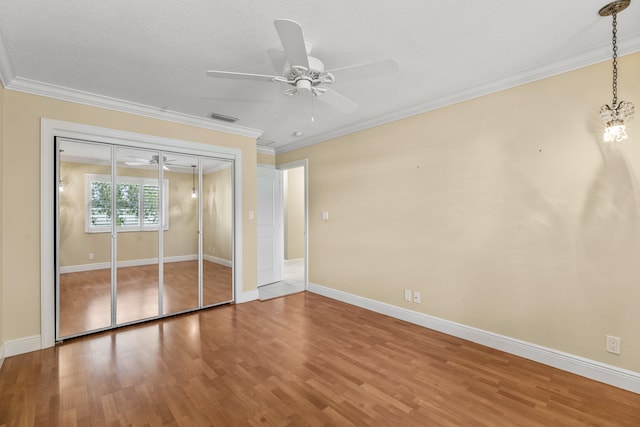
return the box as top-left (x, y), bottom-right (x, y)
top-left (325, 58), bottom-right (398, 81)
top-left (125, 156), bottom-right (151, 163)
top-left (317, 89), bottom-right (358, 114)
top-left (206, 70), bottom-right (278, 83)
top-left (125, 161), bottom-right (150, 166)
top-left (274, 19), bottom-right (309, 69)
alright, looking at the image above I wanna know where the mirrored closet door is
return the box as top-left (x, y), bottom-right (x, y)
top-left (57, 140), bottom-right (113, 337)
top-left (163, 154), bottom-right (200, 315)
top-left (115, 147), bottom-right (161, 324)
top-left (56, 139), bottom-right (234, 340)
top-left (202, 157), bottom-right (234, 306)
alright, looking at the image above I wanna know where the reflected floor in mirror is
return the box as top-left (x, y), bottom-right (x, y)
top-left (59, 260), bottom-right (232, 337)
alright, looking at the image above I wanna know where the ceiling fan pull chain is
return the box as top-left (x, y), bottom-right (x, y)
top-left (311, 92), bottom-right (315, 122)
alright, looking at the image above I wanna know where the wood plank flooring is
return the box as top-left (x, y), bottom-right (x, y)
top-left (2, 292), bottom-right (639, 426)
top-left (59, 260), bottom-right (232, 337)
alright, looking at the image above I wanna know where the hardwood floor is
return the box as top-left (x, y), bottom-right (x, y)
top-left (2, 292), bottom-right (639, 426)
top-left (59, 260), bottom-right (232, 337)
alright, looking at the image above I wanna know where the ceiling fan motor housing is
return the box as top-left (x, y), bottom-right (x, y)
top-left (296, 79), bottom-right (312, 91)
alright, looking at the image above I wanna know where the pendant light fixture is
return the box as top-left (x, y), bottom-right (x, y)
top-left (191, 165), bottom-right (197, 199)
top-left (599, 0), bottom-right (635, 142)
top-left (58, 149), bottom-right (64, 192)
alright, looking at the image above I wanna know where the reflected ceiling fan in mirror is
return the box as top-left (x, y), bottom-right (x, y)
top-left (124, 154), bottom-right (178, 170)
top-left (206, 19), bottom-right (398, 115)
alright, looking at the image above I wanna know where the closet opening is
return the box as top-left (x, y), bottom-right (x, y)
top-left (55, 136), bottom-right (236, 340)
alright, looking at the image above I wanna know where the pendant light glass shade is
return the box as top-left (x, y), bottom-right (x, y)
top-left (191, 165), bottom-right (197, 199)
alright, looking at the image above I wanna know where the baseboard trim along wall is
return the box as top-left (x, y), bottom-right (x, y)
top-left (203, 255), bottom-right (233, 268)
top-left (4, 335), bottom-right (42, 358)
top-left (60, 254), bottom-right (232, 274)
top-left (308, 282), bottom-right (640, 395)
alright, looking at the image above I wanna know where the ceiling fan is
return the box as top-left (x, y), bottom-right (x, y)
top-left (206, 19), bottom-right (397, 114)
top-left (124, 155), bottom-right (178, 170)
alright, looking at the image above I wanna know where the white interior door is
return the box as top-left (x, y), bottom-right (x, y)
top-left (257, 166), bottom-right (282, 286)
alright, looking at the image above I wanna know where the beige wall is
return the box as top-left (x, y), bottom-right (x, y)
top-left (278, 53), bottom-right (640, 372)
top-left (1, 89), bottom-right (257, 344)
top-left (257, 152), bottom-right (276, 166)
top-left (59, 162), bottom-right (202, 266)
top-left (284, 167), bottom-right (305, 260)
top-left (203, 167), bottom-right (233, 261)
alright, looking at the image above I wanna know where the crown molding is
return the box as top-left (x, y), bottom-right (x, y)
top-left (275, 38), bottom-right (640, 154)
top-left (3, 29), bottom-right (639, 154)
top-left (3, 76), bottom-right (263, 139)
top-left (256, 145), bottom-right (276, 155)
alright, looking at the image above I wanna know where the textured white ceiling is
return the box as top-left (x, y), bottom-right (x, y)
top-left (1, 0), bottom-right (639, 152)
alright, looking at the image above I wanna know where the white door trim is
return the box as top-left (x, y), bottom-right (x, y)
top-left (277, 159), bottom-right (309, 288)
top-left (41, 118), bottom-right (244, 349)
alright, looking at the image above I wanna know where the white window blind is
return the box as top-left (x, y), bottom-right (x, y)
top-left (85, 174), bottom-right (169, 233)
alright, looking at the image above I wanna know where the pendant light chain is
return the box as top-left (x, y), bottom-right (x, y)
top-left (611, 11), bottom-right (618, 106)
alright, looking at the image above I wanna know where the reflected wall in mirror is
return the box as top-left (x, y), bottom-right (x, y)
top-left (115, 148), bottom-right (160, 324)
top-left (58, 140), bottom-right (113, 337)
top-left (163, 154), bottom-right (199, 315)
top-left (202, 158), bottom-right (234, 306)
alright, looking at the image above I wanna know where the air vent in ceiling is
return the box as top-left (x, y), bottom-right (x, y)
top-left (209, 112), bottom-right (238, 123)
top-left (257, 138), bottom-right (276, 146)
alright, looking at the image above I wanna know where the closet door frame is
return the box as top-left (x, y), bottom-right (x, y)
top-left (42, 118), bottom-right (246, 348)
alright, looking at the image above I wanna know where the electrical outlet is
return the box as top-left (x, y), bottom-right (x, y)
top-left (606, 335), bottom-right (621, 354)
top-left (413, 291), bottom-right (421, 304)
top-left (404, 289), bottom-right (412, 302)
top-left (89, 252), bottom-right (94, 260)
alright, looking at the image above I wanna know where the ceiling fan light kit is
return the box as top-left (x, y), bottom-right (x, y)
top-left (206, 19), bottom-right (397, 116)
top-left (598, 0), bottom-right (635, 142)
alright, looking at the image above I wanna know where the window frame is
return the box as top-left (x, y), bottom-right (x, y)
top-left (85, 173), bottom-right (169, 233)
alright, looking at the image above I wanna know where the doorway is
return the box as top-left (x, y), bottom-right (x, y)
top-left (282, 166), bottom-right (305, 284)
top-left (257, 160), bottom-right (308, 300)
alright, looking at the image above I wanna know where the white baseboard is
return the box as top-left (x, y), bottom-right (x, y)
top-left (308, 282), bottom-right (640, 394)
top-left (237, 289), bottom-right (258, 303)
top-left (4, 335), bottom-right (42, 358)
top-left (60, 255), bottom-right (200, 273)
top-left (203, 255), bottom-right (233, 268)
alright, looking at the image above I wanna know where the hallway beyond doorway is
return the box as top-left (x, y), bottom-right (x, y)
top-left (258, 258), bottom-right (305, 300)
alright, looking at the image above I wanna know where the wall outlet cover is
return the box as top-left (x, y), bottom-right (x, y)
top-left (413, 291), bottom-right (421, 304)
top-left (606, 335), bottom-right (621, 355)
